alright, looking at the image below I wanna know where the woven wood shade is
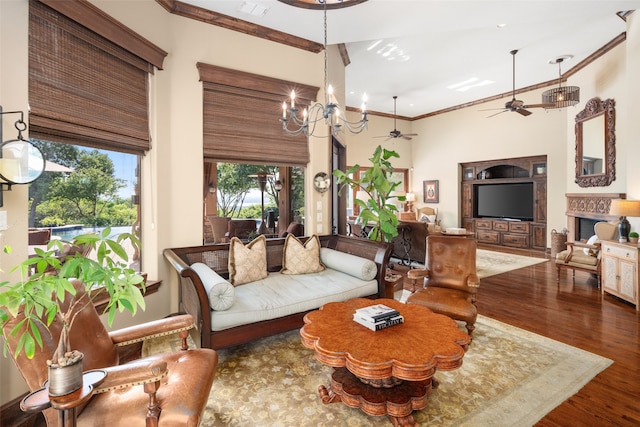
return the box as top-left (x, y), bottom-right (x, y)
top-left (198, 63), bottom-right (318, 167)
top-left (28, 1), bottom-right (163, 155)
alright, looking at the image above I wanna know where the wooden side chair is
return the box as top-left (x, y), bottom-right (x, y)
top-left (405, 235), bottom-right (479, 339)
top-left (554, 221), bottom-right (619, 287)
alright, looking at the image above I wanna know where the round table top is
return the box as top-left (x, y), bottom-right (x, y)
top-left (300, 298), bottom-right (470, 382)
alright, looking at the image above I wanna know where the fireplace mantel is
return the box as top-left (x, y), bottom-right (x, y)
top-left (565, 193), bottom-right (625, 241)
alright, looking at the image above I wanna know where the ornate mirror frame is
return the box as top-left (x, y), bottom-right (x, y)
top-left (574, 97), bottom-right (615, 187)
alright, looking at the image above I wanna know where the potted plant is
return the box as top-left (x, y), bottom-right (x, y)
top-left (334, 145), bottom-right (404, 243)
top-left (0, 228), bottom-right (145, 396)
top-left (628, 231), bottom-right (639, 244)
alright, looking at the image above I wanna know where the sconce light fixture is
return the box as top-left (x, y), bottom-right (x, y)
top-left (0, 106), bottom-right (45, 207)
top-left (274, 179), bottom-right (283, 192)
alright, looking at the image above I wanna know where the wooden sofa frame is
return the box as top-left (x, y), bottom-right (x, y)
top-left (164, 235), bottom-right (391, 350)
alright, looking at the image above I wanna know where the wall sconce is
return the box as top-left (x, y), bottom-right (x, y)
top-left (0, 106), bottom-right (45, 207)
top-left (274, 179), bottom-right (283, 192)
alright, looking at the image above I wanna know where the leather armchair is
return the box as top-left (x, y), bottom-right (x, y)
top-left (555, 221), bottom-right (619, 287)
top-left (3, 285), bottom-right (217, 427)
top-left (405, 235), bottom-right (480, 339)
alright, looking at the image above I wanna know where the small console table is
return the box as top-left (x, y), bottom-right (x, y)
top-left (21, 370), bottom-right (106, 427)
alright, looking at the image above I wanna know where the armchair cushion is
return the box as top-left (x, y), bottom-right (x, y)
top-left (228, 235), bottom-right (268, 285)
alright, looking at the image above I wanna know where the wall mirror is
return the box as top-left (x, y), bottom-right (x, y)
top-left (575, 97), bottom-right (615, 187)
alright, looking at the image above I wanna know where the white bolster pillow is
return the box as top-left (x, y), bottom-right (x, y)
top-left (320, 248), bottom-right (378, 281)
top-left (190, 263), bottom-right (235, 311)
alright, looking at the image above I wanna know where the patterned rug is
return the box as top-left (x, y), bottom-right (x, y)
top-left (145, 316), bottom-right (611, 427)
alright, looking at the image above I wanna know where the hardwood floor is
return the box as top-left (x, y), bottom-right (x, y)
top-left (437, 245), bottom-right (640, 426)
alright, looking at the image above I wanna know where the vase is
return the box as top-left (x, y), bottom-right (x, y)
top-left (48, 351), bottom-right (84, 397)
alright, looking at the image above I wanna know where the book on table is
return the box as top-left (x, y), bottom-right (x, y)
top-left (354, 303), bottom-right (400, 323)
top-left (353, 313), bottom-right (404, 331)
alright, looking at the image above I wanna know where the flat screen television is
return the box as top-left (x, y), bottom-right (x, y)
top-left (474, 182), bottom-right (534, 221)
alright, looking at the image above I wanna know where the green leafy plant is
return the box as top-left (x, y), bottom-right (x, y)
top-left (629, 231), bottom-right (639, 238)
top-left (0, 228), bottom-right (145, 364)
top-left (334, 145), bottom-right (404, 243)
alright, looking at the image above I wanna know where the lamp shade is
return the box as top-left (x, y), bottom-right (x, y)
top-left (610, 199), bottom-right (640, 217)
top-left (405, 192), bottom-right (416, 202)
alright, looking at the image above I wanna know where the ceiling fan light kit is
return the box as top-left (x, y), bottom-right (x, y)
top-left (542, 56), bottom-right (580, 109)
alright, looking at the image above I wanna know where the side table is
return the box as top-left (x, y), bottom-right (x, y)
top-left (21, 370), bottom-right (106, 427)
top-left (384, 270), bottom-right (405, 299)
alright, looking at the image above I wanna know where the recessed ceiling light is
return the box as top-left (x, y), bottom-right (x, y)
top-left (497, 23), bottom-right (507, 29)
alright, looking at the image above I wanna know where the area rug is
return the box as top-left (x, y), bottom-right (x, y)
top-left (145, 316), bottom-right (611, 427)
top-left (476, 249), bottom-right (548, 279)
top-left (392, 249), bottom-right (547, 279)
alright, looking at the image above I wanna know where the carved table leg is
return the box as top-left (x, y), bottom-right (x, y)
top-left (318, 384), bottom-right (342, 404)
top-left (390, 413), bottom-right (417, 427)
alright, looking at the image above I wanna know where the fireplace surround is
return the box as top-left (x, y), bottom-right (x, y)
top-left (565, 193), bottom-right (625, 241)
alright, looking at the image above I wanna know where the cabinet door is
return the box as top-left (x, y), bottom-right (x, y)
top-left (619, 259), bottom-right (636, 300)
top-left (462, 183), bottom-right (472, 218)
top-left (601, 255), bottom-right (618, 293)
top-left (535, 181), bottom-right (547, 222)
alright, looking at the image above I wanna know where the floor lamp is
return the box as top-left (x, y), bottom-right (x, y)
top-left (609, 199), bottom-right (640, 242)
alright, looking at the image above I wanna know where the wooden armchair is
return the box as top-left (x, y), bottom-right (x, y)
top-left (554, 221), bottom-right (619, 287)
top-left (3, 285), bottom-right (218, 427)
top-left (405, 235), bottom-right (479, 338)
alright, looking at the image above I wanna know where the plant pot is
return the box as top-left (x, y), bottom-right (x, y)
top-left (629, 237), bottom-right (639, 244)
top-left (48, 351), bottom-right (84, 397)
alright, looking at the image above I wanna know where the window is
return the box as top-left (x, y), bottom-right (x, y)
top-left (203, 162), bottom-right (305, 243)
top-left (29, 139), bottom-right (141, 269)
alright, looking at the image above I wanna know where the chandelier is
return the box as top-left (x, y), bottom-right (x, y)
top-left (280, 2), bottom-right (368, 137)
top-left (542, 56), bottom-right (580, 109)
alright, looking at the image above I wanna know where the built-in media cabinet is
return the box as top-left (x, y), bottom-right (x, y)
top-left (461, 155), bottom-right (547, 251)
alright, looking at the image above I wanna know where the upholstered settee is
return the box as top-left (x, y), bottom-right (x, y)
top-left (164, 234), bottom-right (391, 350)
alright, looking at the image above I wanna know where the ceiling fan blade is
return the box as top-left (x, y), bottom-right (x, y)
top-left (486, 109), bottom-right (508, 118)
top-left (479, 107), bottom-right (507, 111)
top-left (403, 133), bottom-right (418, 137)
top-left (401, 135), bottom-right (413, 140)
top-left (517, 109), bottom-right (532, 116)
top-left (523, 103), bottom-right (555, 109)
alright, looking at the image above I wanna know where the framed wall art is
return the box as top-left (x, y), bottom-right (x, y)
top-left (423, 180), bottom-right (439, 203)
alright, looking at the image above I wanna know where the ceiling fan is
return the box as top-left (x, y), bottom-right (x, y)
top-left (484, 50), bottom-right (553, 118)
top-left (375, 96), bottom-right (418, 140)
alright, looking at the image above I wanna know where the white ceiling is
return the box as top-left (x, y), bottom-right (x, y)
top-left (181, 0), bottom-right (639, 118)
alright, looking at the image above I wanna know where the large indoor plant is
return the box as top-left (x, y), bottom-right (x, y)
top-left (334, 145), bottom-right (404, 243)
top-left (0, 228), bottom-right (145, 395)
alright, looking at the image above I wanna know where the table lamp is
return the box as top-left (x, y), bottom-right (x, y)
top-left (405, 192), bottom-right (416, 212)
top-left (609, 199), bottom-right (640, 242)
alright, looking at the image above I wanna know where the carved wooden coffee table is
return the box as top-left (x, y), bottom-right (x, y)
top-left (300, 298), bottom-right (470, 426)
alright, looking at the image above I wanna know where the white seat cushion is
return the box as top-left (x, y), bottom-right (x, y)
top-left (209, 269), bottom-right (378, 331)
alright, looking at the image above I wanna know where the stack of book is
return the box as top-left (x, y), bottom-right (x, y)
top-left (353, 304), bottom-right (404, 331)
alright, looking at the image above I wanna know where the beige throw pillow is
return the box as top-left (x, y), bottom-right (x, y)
top-left (228, 235), bottom-right (268, 286)
top-left (281, 234), bottom-right (325, 275)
